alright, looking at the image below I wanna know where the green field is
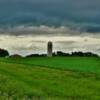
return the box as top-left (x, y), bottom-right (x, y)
top-left (0, 57), bottom-right (100, 100)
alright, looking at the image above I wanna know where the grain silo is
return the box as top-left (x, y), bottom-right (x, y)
top-left (47, 41), bottom-right (53, 57)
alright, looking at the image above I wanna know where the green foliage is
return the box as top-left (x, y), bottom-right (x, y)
top-left (4, 56), bottom-right (100, 74)
top-left (0, 57), bottom-right (100, 99)
top-left (0, 48), bottom-right (9, 57)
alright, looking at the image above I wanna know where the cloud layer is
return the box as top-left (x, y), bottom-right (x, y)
top-left (0, 0), bottom-right (100, 33)
top-left (0, 35), bottom-right (99, 56)
top-left (0, 0), bottom-right (100, 55)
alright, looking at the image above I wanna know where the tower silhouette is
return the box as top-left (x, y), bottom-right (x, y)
top-left (47, 41), bottom-right (53, 57)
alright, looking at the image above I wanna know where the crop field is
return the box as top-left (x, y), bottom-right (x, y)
top-left (0, 57), bottom-right (100, 99)
top-left (4, 57), bottom-right (100, 74)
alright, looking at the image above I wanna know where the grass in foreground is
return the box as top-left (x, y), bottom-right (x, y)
top-left (0, 57), bottom-right (100, 99)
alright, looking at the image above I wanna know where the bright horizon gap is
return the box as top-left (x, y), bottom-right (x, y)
top-left (0, 35), bottom-right (99, 56)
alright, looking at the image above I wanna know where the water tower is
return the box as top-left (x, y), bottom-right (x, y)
top-left (47, 41), bottom-right (53, 57)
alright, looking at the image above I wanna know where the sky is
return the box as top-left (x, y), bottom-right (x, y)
top-left (0, 0), bottom-right (100, 56)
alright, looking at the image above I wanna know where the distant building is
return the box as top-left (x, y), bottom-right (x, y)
top-left (47, 41), bottom-right (53, 57)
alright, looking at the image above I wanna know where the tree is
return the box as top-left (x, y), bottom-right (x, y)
top-left (0, 48), bottom-right (9, 57)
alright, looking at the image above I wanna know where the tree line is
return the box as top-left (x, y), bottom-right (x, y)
top-left (0, 48), bottom-right (99, 58)
top-left (26, 51), bottom-right (99, 58)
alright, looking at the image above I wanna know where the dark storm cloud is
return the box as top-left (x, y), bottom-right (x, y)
top-left (0, 0), bottom-right (100, 33)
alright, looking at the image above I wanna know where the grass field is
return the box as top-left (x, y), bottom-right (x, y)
top-left (0, 57), bottom-right (100, 99)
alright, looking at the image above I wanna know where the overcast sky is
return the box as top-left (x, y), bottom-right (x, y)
top-left (0, 0), bottom-right (100, 33)
top-left (0, 0), bottom-right (100, 55)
